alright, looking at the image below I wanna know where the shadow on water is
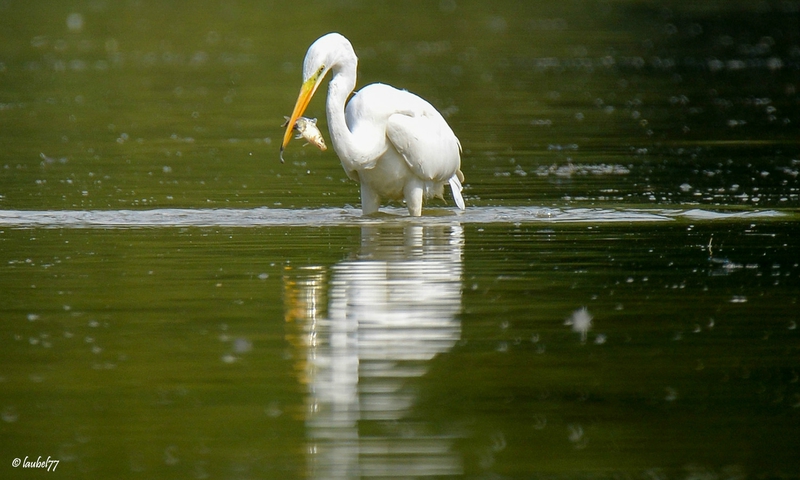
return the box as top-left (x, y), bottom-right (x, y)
top-left (284, 224), bottom-right (464, 477)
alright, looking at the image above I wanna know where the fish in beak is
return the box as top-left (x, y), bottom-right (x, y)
top-left (280, 68), bottom-right (325, 163)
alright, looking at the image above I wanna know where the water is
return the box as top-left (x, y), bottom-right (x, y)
top-left (0, 206), bottom-right (785, 227)
top-left (1, 1), bottom-right (799, 478)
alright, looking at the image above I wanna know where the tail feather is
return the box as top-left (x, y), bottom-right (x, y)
top-left (448, 173), bottom-right (465, 210)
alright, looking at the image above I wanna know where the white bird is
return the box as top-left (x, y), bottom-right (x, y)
top-left (281, 33), bottom-right (465, 217)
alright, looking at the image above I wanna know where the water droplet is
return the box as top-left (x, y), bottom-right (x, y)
top-left (265, 402), bottom-right (283, 418)
top-left (2, 406), bottom-right (19, 423)
top-left (665, 387), bottom-right (678, 402)
top-left (490, 431), bottom-right (506, 452)
top-left (233, 337), bottom-right (252, 354)
top-left (66, 13), bottom-right (84, 33)
top-left (565, 307), bottom-right (592, 342)
top-left (532, 414), bottom-right (547, 430)
top-left (568, 424), bottom-right (587, 448)
top-left (163, 446), bottom-right (180, 466)
top-left (221, 354), bottom-right (237, 364)
top-left (486, 16), bottom-right (508, 34)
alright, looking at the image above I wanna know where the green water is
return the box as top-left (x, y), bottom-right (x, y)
top-left (1, 1), bottom-right (799, 478)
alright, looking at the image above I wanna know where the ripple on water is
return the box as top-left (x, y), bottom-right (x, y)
top-left (0, 207), bottom-right (786, 229)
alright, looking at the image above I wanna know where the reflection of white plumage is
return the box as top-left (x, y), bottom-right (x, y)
top-left (281, 33), bottom-right (465, 216)
top-left (284, 224), bottom-right (465, 477)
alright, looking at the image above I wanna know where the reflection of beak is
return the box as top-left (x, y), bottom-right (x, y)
top-left (280, 74), bottom-right (321, 163)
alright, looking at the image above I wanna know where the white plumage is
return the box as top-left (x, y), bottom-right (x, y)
top-left (281, 33), bottom-right (465, 216)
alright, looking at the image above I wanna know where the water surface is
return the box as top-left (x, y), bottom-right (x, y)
top-left (1, 0), bottom-right (799, 478)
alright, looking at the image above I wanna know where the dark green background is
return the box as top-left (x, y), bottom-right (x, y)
top-left (1, 1), bottom-right (798, 478)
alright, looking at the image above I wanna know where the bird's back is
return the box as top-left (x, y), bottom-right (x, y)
top-left (338, 82), bottom-right (464, 213)
top-left (345, 83), bottom-right (461, 181)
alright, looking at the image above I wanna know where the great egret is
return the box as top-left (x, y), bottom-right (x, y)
top-left (281, 33), bottom-right (465, 216)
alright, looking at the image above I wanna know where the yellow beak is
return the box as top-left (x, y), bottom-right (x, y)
top-left (280, 75), bottom-right (321, 163)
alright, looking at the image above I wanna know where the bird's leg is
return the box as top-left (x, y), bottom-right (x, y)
top-left (403, 182), bottom-right (423, 217)
top-left (360, 183), bottom-right (381, 215)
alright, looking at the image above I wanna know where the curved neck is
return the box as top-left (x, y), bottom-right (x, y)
top-left (325, 61), bottom-right (362, 163)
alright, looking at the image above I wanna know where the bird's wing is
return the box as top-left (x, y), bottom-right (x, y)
top-left (448, 173), bottom-right (465, 210)
top-left (386, 109), bottom-right (461, 182)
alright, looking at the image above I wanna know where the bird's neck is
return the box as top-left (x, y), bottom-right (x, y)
top-left (326, 73), bottom-right (352, 149)
top-left (326, 66), bottom-right (364, 165)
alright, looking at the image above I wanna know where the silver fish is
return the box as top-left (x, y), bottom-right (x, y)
top-left (282, 116), bottom-right (327, 151)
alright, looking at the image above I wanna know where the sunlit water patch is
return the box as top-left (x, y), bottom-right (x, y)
top-left (0, 207), bottom-right (785, 228)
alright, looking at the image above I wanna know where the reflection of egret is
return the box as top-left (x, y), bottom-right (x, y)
top-left (283, 224), bottom-right (464, 478)
top-left (281, 33), bottom-right (465, 217)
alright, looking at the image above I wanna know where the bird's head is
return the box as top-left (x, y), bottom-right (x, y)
top-left (280, 33), bottom-right (356, 162)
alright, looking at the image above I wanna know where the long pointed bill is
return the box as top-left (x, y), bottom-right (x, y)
top-left (280, 75), bottom-right (320, 163)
